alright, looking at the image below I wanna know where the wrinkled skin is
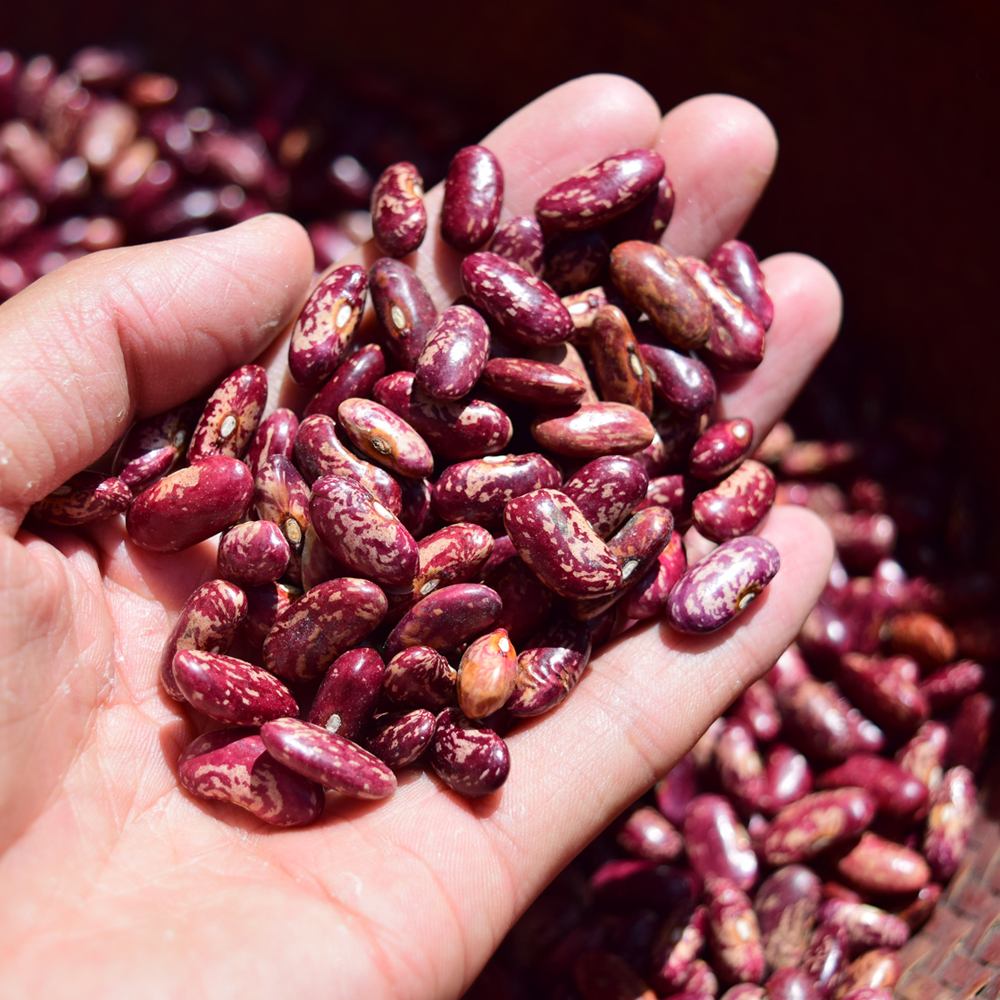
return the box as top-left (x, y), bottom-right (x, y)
top-left (0, 75), bottom-right (839, 999)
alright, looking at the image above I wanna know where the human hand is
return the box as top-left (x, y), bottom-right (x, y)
top-left (0, 74), bottom-right (839, 998)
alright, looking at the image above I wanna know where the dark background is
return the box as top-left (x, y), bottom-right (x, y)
top-left (8, 0), bottom-right (1000, 564)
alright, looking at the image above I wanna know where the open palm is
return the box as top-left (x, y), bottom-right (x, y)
top-left (0, 76), bottom-right (839, 999)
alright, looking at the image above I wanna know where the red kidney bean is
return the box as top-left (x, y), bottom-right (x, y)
top-left (173, 649), bottom-right (297, 725)
top-left (383, 645), bottom-right (457, 710)
top-left (715, 719), bottom-right (766, 815)
top-left (618, 806), bottom-right (684, 863)
top-left (369, 257), bottom-right (437, 368)
top-left (886, 611), bottom-right (956, 667)
top-left (535, 149), bottom-right (664, 233)
top-left (415, 305), bottom-right (492, 403)
top-left (178, 728), bottom-right (323, 827)
top-left (307, 647), bottom-right (384, 741)
top-left (948, 691), bottom-right (994, 771)
top-left (429, 707), bottom-right (510, 798)
top-left (923, 765), bottom-right (975, 880)
top-left (261, 717), bottom-right (397, 799)
top-left (895, 720), bottom-right (949, 791)
top-left (488, 214), bottom-right (545, 275)
top-left (760, 742), bottom-right (814, 814)
top-left (30, 471), bottom-right (131, 525)
top-left (288, 263), bottom-right (368, 387)
top-left (245, 408), bottom-right (299, 480)
top-left (707, 241), bottom-right (774, 331)
top-left (833, 951), bottom-right (899, 998)
top-left (816, 754), bottom-right (928, 818)
top-left (639, 342), bottom-right (717, 418)
top-left (560, 455), bottom-right (649, 539)
top-left (370, 160), bottom-right (426, 257)
top-left (837, 653), bottom-right (929, 733)
top-left (337, 397), bottom-right (433, 478)
top-left (503, 488), bottom-right (623, 599)
top-left (754, 865), bottom-right (822, 971)
top-left (622, 530), bottom-right (688, 620)
top-left (461, 250), bottom-right (575, 348)
top-left (309, 474), bottom-right (419, 591)
top-left (305, 344), bottom-right (386, 421)
top-left (680, 257), bottom-right (766, 374)
top-left (649, 902), bottom-right (708, 994)
top-left (689, 419), bottom-right (755, 481)
top-left (480, 356), bottom-right (587, 405)
top-left (731, 680), bottom-right (781, 743)
top-left (441, 144), bottom-right (503, 252)
top-left (762, 789), bottom-right (877, 866)
top-left (683, 795), bottom-right (757, 890)
top-left (609, 241), bottom-right (713, 350)
top-left (529, 341), bottom-right (600, 402)
top-left (384, 583), bottom-right (502, 659)
top-left (588, 305), bottom-right (653, 415)
top-left (114, 400), bottom-right (201, 490)
top-left (294, 413), bottom-right (402, 513)
top-left (159, 579), bottom-right (247, 700)
top-left (399, 523), bottom-right (496, 608)
top-left (705, 877), bottom-right (766, 986)
top-left (667, 536), bottom-right (780, 635)
top-left (802, 922), bottom-right (849, 999)
top-left (127, 456), bottom-right (253, 552)
top-left (607, 174), bottom-right (676, 245)
top-left (457, 628), bottom-right (518, 719)
top-left (432, 453), bottom-right (562, 526)
top-left (374, 370), bottom-right (513, 460)
top-left (532, 402), bottom-right (655, 458)
top-left (262, 576), bottom-right (387, 683)
top-left (364, 708), bottom-right (436, 768)
top-left (814, 901), bottom-right (909, 952)
top-left (835, 831), bottom-right (930, 894)
top-left (217, 520), bottom-right (290, 586)
top-left (186, 364), bottom-right (267, 464)
top-left (243, 582), bottom-right (299, 649)
top-left (507, 616), bottom-right (592, 717)
top-left (485, 554), bottom-right (555, 642)
top-left (543, 229), bottom-right (610, 295)
top-left (693, 460), bottom-right (776, 543)
top-left (917, 659), bottom-right (985, 712)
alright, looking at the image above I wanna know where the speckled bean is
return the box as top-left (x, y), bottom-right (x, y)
top-left (918, 659), bottom-right (985, 712)
top-left (715, 719), bottom-right (766, 815)
top-left (288, 263), bottom-right (368, 387)
top-left (761, 789), bottom-right (877, 866)
top-left (923, 765), bottom-right (975, 880)
top-left (253, 455), bottom-right (308, 569)
top-left (649, 902), bottom-right (708, 994)
top-left (310, 474), bottom-right (419, 591)
top-left (705, 877), bottom-right (766, 985)
top-left (413, 304), bottom-right (491, 402)
top-left (632, 410), bottom-right (706, 477)
top-left (300, 524), bottom-right (348, 592)
top-left (732, 680), bottom-right (781, 743)
top-left (397, 476), bottom-right (437, 539)
top-left (461, 250), bottom-right (574, 346)
top-left (383, 645), bottom-right (457, 709)
top-left (369, 258), bottom-right (437, 368)
top-left (507, 616), bottom-right (592, 717)
top-left (707, 240), bottom-right (774, 330)
top-left (607, 174), bottom-right (675, 244)
top-left (802, 922), bottom-right (849, 999)
top-left (692, 460), bottom-right (776, 543)
top-left (561, 285), bottom-right (609, 331)
top-left (754, 865), bottom-right (822, 971)
top-left (457, 628), bottom-right (517, 719)
top-left (683, 794), bottom-right (758, 890)
top-left (441, 144), bottom-right (503, 252)
top-left (484, 554), bottom-right (554, 642)
top-left (765, 969), bottom-right (821, 1000)
top-left (307, 647), bottom-right (384, 740)
top-left (370, 160), bottom-right (426, 257)
top-left (384, 583), bottom-right (501, 658)
top-left (127, 456), bottom-right (253, 552)
top-left (398, 523), bottom-right (496, 607)
top-left (588, 304), bottom-right (653, 415)
top-left (814, 901), bottom-right (909, 952)
top-left (337, 397), bottom-right (433, 478)
top-left (488, 214), bottom-right (545, 275)
top-left (532, 402), bottom-right (655, 457)
top-left (187, 364), bottom-right (267, 463)
top-left (895, 720), bottom-right (949, 791)
top-left (429, 707), bottom-right (510, 797)
top-left (30, 471), bottom-right (131, 525)
top-left (835, 831), bottom-right (930, 894)
top-left (480, 356), bottom-right (587, 405)
top-left (304, 344), bottom-right (386, 421)
top-left (503, 488), bottom-right (622, 599)
top-left (173, 649), bottom-right (297, 725)
top-left (666, 536), bottom-right (780, 634)
top-left (261, 717), bottom-right (397, 799)
top-left (639, 341), bottom-right (717, 417)
top-left (294, 413), bottom-right (403, 514)
top-left (617, 806), bottom-right (684, 863)
top-left (243, 582), bottom-right (299, 649)
top-left (689, 418), bottom-right (755, 480)
top-left (245, 408), bottom-right (299, 479)
top-left (528, 341), bottom-right (600, 403)
top-left (561, 455), bottom-right (649, 538)
top-left (622, 530), bottom-right (687, 619)
top-left (837, 653), bottom-right (929, 733)
top-left (374, 370), bottom-right (513, 460)
top-left (543, 229), bottom-right (610, 295)
top-left (114, 399), bottom-right (201, 489)
top-left (760, 743), bottom-right (814, 814)
top-left (680, 256), bottom-right (766, 373)
top-left (364, 708), bottom-right (436, 768)
top-left (609, 241), bottom-right (713, 350)
top-left (159, 579), bottom-right (248, 700)
top-left (535, 149), bottom-right (664, 232)
top-left (178, 728), bottom-right (324, 827)
top-left (262, 577), bottom-right (387, 683)
top-left (816, 754), bottom-right (928, 818)
top-left (833, 951), bottom-right (900, 999)
top-left (217, 520), bottom-right (290, 587)
top-left (720, 988), bottom-right (766, 1000)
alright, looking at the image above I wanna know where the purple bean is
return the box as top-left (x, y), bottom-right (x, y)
top-left (714, 719), bottom-right (766, 815)
top-left (895, 720), bottom-right (949, 790)
top-left (814, 901), bottom-right (909, 952)
top-left (617, 806), bottom-right (684, 863)
top-left (922, 765), bottom-right (975, 880)
top-left (835, 831), bottom-right (930, 894)
top-left (488, 214), bottom-right (544, 275)
top-left (245, 408), bottom-right (299, 479)
top-left (364, 708), bottom-right (436, 768)
top-left (532, 402), bottom-right (655, 458)
top-left (370, 160), bottom-right (426, 257)
top-left (414, 304), bottom-right (491, 401)
top-left (667, 536), bottom-right (780, 634)
top-left (187, 364), bottom-right (268, 464)
top-left (337, 396), bottom-right (433, 478)
top-left (299, 524), bottom-right (349, 592)
top-left (606, 174), bottom-right (675, 245)
top-left (243, 581), bottom-right (299, 649)
top-left (528, 341), bottom-right (600, 402)
top-left (754, 865), bottom-right (822, 971)
top-left (307, 647), bottom-right (385, 741)
top-left (288, 263), bottom-right (368, 387)
top-left (369, 257), bottom-right (437, 368)
top-left (689, 419), bottom-right (755, 480)
top-left (507, 616), bottom-right (592, 717)
top-left (261, 717), bottom-right (397, 799)
top-left (400, 523), bottom-right (496, 608)
top-left (304, 344), bottom-right (386, 421)
top-left (802, 922), bottom-right (849, 998)
top-left (383, 645), bottom-right (457, 710)
top-left (384, 583), bottom-right (501, 659)
top-left (649, 902), bottom-right (707, 994)
top-left (765, 969), bottom-right (821, 1000)
top-left (429, 707), bottom-right (510, 797)
top-left (947, 691), bottom-right (994, 772)
top-left (692, 460), bottom-right (776, 543)
top-left (560, 455), bottom-right (650, 539)
top-left (761, 789), bottom-right (877, 866)
top-left (441, 144), bottom-right (503, 252)
top-left (683, 794), bottom-right (758, 890)
top-left (760, 743), bottom-right (814, 814)
top-left (622, 530), bottom-right (687, 619)
top-left (178, 728), bottom-right (323, 827)
top-left (253, 454), bottom-right (310, 566)
top-left (480, 356), bottom-right (587, 405)
top-left (217, 520), bottom-right (290, 587)
top-left (707, 240), bottom-right (774, 330)
top-left (30, 471), bottom-right (131, 525)
top-left (114, 400), bottom-right (201, 490)
top-left (397, 475), bottom-right (437, 539)
top-left (918, 658), bottom-right (985, 712)
top-left (705, 877), bottom-right (766, 986)
top-left (836, 653), bottom-right (929, 734)
top-left (731, 680), bottom-right (781, 743)
top-left (816, 754), bottom-right (928, 818)
top-left (639, 341), bottom-right (717, 417)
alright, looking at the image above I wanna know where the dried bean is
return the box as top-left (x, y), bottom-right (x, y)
top-left (639, 341), bottom-right (717, 417)
top-left (814, 901), bottom-right (909, 952)
top-left (456, 628), bottom-right (517, 719)
top-left (715, 719), bottom-right (766, 815)
top-left (245, 408), bottom-right (299, 479)
top-left (732, 680), bottom-right (781, 743)
top-left (948, 692), bottom-right (994, 771)
top-left (486, 555), bottom-right (555, 642)
top-left (187, 364), bottom-right (267, 464)
top-left (337, 397), bottom-right (433, 478)
top-left (243, 582), bottom-right (299, 649)
top-left (720, 988), bottom-right (766, 1000)
top-left (261, 717), bottom-right (397, 799)
top-left (528, 341), bottom-right (600, 402)
top-left (480, 356), bottom-right (587, 406)
top-left (441, 144), bottom-right (503, 252)
top-left (369, 257), bottom-right (437, 367)
top-left (760, 743), bottom-right (814, 814)
top-left (30, 471), bottom-right (131, 525)
top-left (300, 524), bottom-right (348, 592)
top-left (364, 708), bottom-right (436, 768)
top-left (429, 707), bottom-right (510, 797)
top-left (370, 160), bottom-right (426, 257)
top-left (761, 789), bottom-right (877, 866)
top-left (689, 419), bottom-right (755, 481)
top-left (683, 795), bottom-right (758, 890)
top-left (766, 969), bottom-right (821, 1000)
top-left (401, 523), bottom-right (495, 606)
top-left (114, 400), bottom-right (200, 489)
top-left (816, 754), bottom-right (928, 818)
top-left (705, 877), bottom-right (766, 986)
top-left (834, 831), bottom-right (930, 894)
top-left (383, 646), bottom-right (457, 710)
top-left (617, 806), bottom-right (684, 863)
top-left (622, 530), bottom-right (687, 620)
top-left (923, 765), bottom-right (975, 880)
top-left (693, 460), bottom-right (776, 543)
top-left (532, 402), bottom-right (655, 458)
top-left (384, 583), bottom-right (501, 658)
top-left (507, 616), bottom-right (592, 717)
top-left (886, 611), bottom-right (956, 667)
top-left (561, 455), bottom-right (649, 539)
top-left (607, 174), bottom-right (675, 244)
top-left (895, 720), bottom-right (949, 791)
top-left (307, 647), bottom-right (385, 741)
top-left (837, 653), bottom-right (929, 733)
top-left (918, 659), bottom-right (985, 711)
top-left (802, 922), bottom-right (849, 998)
top-left (543, 230), bottom-right (610, 295)
top-left (649, 902), bottom-right (708, 994)
top-left (304, 344), bottom-right (385, 421)
top-left (588, 305), bottom-right (653, 414)
top-left (754, 865), bottom-right (822, 971)
top-left (489, 214), bottom-right (544, 275)
top-left (824, 513), bottom-right (897, 573)
top-left (397, 476), bottom-right (437, 538)
top-left (217, 520), bottom-right (290, 587)
top-left (414, 304), bottom-right (491, 401)
top-left (707, 240), bottom-right (774, 330)
top-left (254, 454), bottom-right (310, 562)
